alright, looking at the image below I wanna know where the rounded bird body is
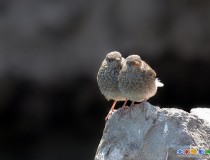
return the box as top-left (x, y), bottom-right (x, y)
top-left (97, 51), bottom-right (126, 101)
top-left (118, 55), bottom-right (163, 102)
top-left (97, 51), bottom-right (126, 120)
top-left (97, 65), bottom-right (125, 101)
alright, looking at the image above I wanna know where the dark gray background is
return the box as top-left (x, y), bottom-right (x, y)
top-left (0, 0), bottom-right (210, 160)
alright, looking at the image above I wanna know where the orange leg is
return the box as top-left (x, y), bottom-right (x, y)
top-left (120, 99), bottom-right (129, 116)
top-left (110, 100), bottom-right (117, 112)
top-left (121, 99), bottom-right (129, 109)
top-left (105, 100), bottom-right (117, 121)
top-left (129, 101), bottom-right (135, 114)
top-left (141, 99), bottom-right (147, 107)
top-left (130, 101), bottom-right (135, 108)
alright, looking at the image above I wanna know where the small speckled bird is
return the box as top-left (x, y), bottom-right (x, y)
top-left (97, 51), bottom-right (127, 120)
top-left (118, 55), bottom-right (163, 106)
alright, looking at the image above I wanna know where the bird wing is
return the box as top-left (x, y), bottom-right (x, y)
top-left (142, 61), bottom-right (156, 77)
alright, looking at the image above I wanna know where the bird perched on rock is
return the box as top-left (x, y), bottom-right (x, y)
top-left (118, 55), bottom-right (163, 106)
top-left (97, 51), bottom-right (127, 120)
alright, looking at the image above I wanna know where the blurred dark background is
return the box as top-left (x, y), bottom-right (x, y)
top-left (0, 0), bottom-right (210, 159)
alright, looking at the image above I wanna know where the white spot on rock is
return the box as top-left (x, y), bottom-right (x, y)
top-left (164, 123), bottom-right (168, 134)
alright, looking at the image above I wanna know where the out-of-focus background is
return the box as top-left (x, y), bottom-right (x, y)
top-left (0, 0), bottom-right (210, 159)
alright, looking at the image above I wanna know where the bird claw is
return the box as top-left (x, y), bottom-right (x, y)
top-left (105, 110), bottom-right (115, 121)
top-left (105, 115), bottom-right (110, 121)
top-left (141, 100), bottom-right (147, 107)
top-left (120, 105), bottom-right (129, 114)
top-left (122, 105), bottom-right (129, 110)
top-left (130, 105), bottom-right (135, 112)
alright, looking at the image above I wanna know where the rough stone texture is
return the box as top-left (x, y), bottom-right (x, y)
top-left (95, 102), bottom-right (210, 160)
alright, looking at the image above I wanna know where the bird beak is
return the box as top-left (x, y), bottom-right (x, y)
top-left (134, 61), bottom-right (141, 67)
top-left (116, 58), bottom-right (121, 61)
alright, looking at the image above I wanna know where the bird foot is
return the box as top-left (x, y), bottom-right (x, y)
top-left (130, 105), bottom-right (135, 112)
top-left (105, 110), bottom-right (115, 121)
top-left (141, 100), bottom-right (147, 107)
top-left (122, 105), bottom-right (129, 110)
top-left (120, 105), bottom-right (129, 114)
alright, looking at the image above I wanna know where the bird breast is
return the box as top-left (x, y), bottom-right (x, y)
top-left (97, 66), bottom-right (124, 101)
top-left (119, 69), bottom-right (157, 102)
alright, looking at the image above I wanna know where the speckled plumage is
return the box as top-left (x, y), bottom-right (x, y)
top-left (118, 55), bottom-right (163, 102)
top-left (97, 51), bottom-right (127, 120)
top-left (97, 51), bottom-right (126, 101)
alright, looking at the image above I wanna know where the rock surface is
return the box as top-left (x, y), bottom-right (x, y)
top-left (95, 102), bottom-right (210, 160)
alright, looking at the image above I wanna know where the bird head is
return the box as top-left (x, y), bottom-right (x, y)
top-left (126, 55), bottom-right (142, 68)
top-left (105, 51), bottom-right (123, 66)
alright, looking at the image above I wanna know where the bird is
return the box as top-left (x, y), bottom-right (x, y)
top-left (97, 51), bottom-right (128, 120)
top-left (118, 54), bottom-right (163, 107)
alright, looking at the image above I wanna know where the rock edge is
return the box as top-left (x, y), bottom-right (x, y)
top-left (95, 102), bottom-right (210, 160)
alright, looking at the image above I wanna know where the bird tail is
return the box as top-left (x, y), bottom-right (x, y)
top-left (155, 78), bottom-right (164, 87)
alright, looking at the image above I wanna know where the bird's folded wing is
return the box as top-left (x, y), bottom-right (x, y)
top-left (142, 61), bottom-right (156, 77)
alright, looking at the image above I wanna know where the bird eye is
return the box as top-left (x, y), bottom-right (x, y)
top-left (108, 59), bottom-right (114, 62)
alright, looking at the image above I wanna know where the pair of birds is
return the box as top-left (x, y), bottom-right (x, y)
top-left (97, 51), bottom-right (164, 120)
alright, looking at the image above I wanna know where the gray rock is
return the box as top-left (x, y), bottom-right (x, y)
top-left (95, 102), bottom-right (210, 160)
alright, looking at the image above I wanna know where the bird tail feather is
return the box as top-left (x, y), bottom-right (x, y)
top-left (155, 78), bottom-right (164, 87)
